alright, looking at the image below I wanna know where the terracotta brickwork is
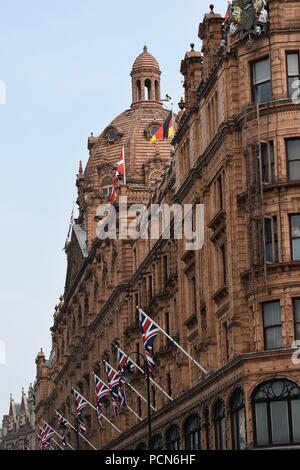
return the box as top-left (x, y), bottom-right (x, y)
top-left (35, 2), bottom-right (300, 450)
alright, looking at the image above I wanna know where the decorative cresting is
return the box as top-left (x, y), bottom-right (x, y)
top-left (228, 0), bottom-right (269, 43)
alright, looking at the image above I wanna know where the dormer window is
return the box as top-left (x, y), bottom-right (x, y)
top-left (107, 129), bottom-right (119, 143)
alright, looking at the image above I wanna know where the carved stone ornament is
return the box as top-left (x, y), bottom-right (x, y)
top-left (228, 0), bottom-right (269, 43)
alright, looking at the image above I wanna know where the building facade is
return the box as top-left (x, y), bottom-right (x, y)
top-left (35, 1), bottom-right (300, 450)
top-left (1, 386), bottom-right (36, 450)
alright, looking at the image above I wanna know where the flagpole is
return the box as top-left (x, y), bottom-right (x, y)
top-left (138, 308), bottom-right (208, 375)
top-left (117, 346), bottom-right (173, 402)
top-left (43, 421), bottom-right (74, 450)
top-left (55, 410), bottom-right (97, 451)
top-left (122, 145), bottom-right (127, 185)
top-left (52, 437), bottom-right (65, 451)
top-left (104, 360), bottom-right (156, 412)
top-left (72, 387), bottom-right (121, 433)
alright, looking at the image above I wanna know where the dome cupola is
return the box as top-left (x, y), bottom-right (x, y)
top-left (131, 46), bottom-right (162, 106)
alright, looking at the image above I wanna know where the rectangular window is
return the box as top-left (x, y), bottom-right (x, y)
top-left (148, 275), bottom-right (153, 299)
top-left (220, 243), bottom-right (227, 285)
top-left (137, 397), bottom-right (142, 418)
top-left (252, 57), bottom-right (272, 103)
top-left (287, 139), bottom-right (300, 180)
top-left (290, 214), bottom-right (300, 260)
top-left (263, 301), bottom-right (282, 350)
top-left (265, 216), bottom-right (279, 263)
top-left (163, 255), bottom-right (168, 284)
top-left (164, 311), bottom-right (170, 336)
top-left (261, 141), bottom-right (275, 183)
top-left (293, 298), bottom-right (300, 340)
top-left (167, 372), bottom-right (172, 398)
top-left (190, 277), bottom-right (197, 314)
top-left (287, 52), bottom-right (300, 99)
top-left (223, 323), bottom-right (229, 362)
top-left (216, 174), bottom-right (224, 211)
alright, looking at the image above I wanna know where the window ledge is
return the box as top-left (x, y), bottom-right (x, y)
top-left (212, 285), bottom-right (229, 303)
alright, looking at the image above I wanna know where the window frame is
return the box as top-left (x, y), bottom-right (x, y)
top-left (252, 379), bottom-right (300, 448)
top-left (293, 298), bottom-right (300, 341)
top-left (251, 56), bottom-right (272, 104)
top-left (286, 138), bottom-right (300, 181)
top-left (290, 213), bottom-right (300, 261)
top-left (214, 400), bottom-right (226, 450)
top-left (230, 389), bottom-right (247, 450)
top-left (184, 414), bottom-right (201, 450)
top-left (166, 424), bottom-right (181, 451)
top-left (261, 141), bottom-right (275, 184)
top-left (286, 51), bottom-right (300, 99)
top-left (264, 216), bottom-right (279, 263)
top-left (262, 300), bottom-right (282, 351)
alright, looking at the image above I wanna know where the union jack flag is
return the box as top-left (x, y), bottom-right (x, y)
top-left (73, 389), bottom-right (87, 414)
top-left (94, 374), bottom-right (110, 428)
top-left (139, 309), bottom-right (160, 373)
top-left (73, 389), bottom-right (87, 433)
top-left (117, 349), bottom-right (135, 375)
top-left (94, 374), bottom-right (110, 403)
top-left (105, 362), bottom-right (123, 416)
top-left (78, 414), bottom-right (86, 434)
top-left (96, 401), bottom-right (103, 428)
top-left (111, 395), bottom-right (119, 418)
top-left (41, 423), bottom-right (54, 447)
top-left (56, 413), bottom-right (68, 446)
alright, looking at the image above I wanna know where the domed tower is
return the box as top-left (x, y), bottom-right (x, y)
top-left (76, 47), bottom-right (173, 249)
top-left (131, 45), bottom-right (162, 106)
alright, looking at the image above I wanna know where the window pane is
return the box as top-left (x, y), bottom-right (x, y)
top-left (291, 215), bottom-right (300, 236)
top-left (255, 82), bottom-right (272, 103)
top-left (289, 77), bottom-right (300, 99)
top-left (289, 161), bottom-right (300, 180)
top-left (232, 413), bottom-right (238, 449)
top-left (287, 53), bottom-right (299, 77)
top-left (292, 400), bottom-right (300, 442)
top-left (270, 401), bottom-right (290, 444)
top-left (265, 326), bottom-right (282, 349)
top-left (287, 140), bottom-right (300, 161)
top-left (238, 409), bottom-right (247, 450)
top-left (255, 403), bottom-right (269, 446)
top-left (263, 302), bottom-right (281, 326)
top-left (253, 58), bottom-right (270, 84)
top-left (221, 418), bottom-right (226, 449)
top-left (292, 239), bottom-right (300, 260)
top-left (294, 299), bottom-right (300, 323)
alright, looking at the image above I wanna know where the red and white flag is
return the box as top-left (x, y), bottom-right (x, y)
top-left (110, 146), bottom-right (126, 202)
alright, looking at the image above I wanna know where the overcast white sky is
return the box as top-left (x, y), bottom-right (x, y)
top-left (0, 0), bottom-right (226, 420)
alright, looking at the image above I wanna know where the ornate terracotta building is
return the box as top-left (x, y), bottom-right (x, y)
top-left (35, 1), bottom-right (300, 450)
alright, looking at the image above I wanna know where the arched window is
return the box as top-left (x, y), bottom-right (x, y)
top-left (252, 379), bottom-right (300, 447)
top-left (230, 389), bottom-right (247, 450)
top-left (214, 399), bottom-right (226, 450)
top-left (166, 424), bottom-right (180, 450)
top-left (184, 414), bottom-right (201, 450)
top-left (135, 442), bottom-right (146, 450)
top-left (151, 434), bottom-right (163, 450)
top-left (145, 79), bottom-right (151, 100)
